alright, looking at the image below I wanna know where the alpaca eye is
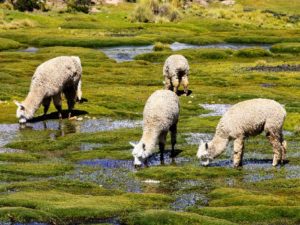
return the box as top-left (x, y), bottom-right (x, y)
top-left (205, 143), bottom-right (208, 149)
top-left (142, 143), bottom-right (146, 151)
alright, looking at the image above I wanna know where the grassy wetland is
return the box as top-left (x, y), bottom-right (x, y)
top-left (0, 0), bottom-right (300, 224)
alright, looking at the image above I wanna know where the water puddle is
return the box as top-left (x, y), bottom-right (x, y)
top-left (80, 143), bottom-right (103, 151)
top-left (260, 83), bottom-right (275, 88)
top-left (79, 159), bottom-right (134, 170)
top-left (199, 103), bottom-right (231, 117)
top-left (76, 151), bottom-right (191, 192)
top-left (0, 124), bottom-right (20, 147)
top-left (147, 151), bottom-right (191, 167)
top-left (99, 42), bottom-right (271, 62)
top-left (17, 47), bottom-right (39, 53)
top-left (170, 42), bottom-right (271, 51)
top-left (79, 118), bottom-right (142, 133)
top-left (171, 192), bottom-right (208, 211)
top-left (83, 217), bottom-right (121, 225)
top-left (0, 118), bottom-right (142, 145)
top-left (207, 157), bottom-right (300, 183)
top-left (99, 45), bottom-right (154, 62)
top-left (0, 147), bottom-right (24, 153)
top-left (74, 159), bottom-right (141, 193)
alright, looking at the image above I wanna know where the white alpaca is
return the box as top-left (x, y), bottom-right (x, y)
top-left (14, 56), bottom-right (82, 123)
top-left (163, 54), bottom-right (189, 95)
top-left (130, 90), bottom-right (180, 166)
top-left (197, 98), bottom-right (287, 167)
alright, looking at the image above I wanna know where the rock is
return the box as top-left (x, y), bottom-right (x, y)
top-left (143, 179), bottom-right (160, 184)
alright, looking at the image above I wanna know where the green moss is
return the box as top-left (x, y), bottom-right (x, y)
top-left (0, 162), bottom-right (73, 177)
top-left (234, 48), bottom-right (273, 57)
top-left (0, 190), bottom-right (172, 223)
top-left (0, 153), bottom-right (40, 162)
top-left (0, 37), bottom-right (24, 50)
top-left (193, 206), bottom-right (300, 224)
top-left (271, 42), bottom-right (300, 54)
top-left (124, 210), bottom-right (237, 225)
top-left (153, 42), bottom-right (171, 51)
top-left (208, 187), bottom-right (297, 207)
top-left (136, 166), bottom-right (241, 181)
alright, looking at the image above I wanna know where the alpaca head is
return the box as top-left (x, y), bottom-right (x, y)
top-left (130, 141), bottom-right (149, 166)
top-left (14, 100), bottom-right (30, 123)
top-left (197, 141), bottom-right (213, 166)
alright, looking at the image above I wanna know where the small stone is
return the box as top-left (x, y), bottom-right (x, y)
top-left (143, 179), bottom-right (160, 184)
top-left (188, 101), bottom-right (192, 104)
top-left (77, 117), bottom-right (83, 121)
top-left (69, 116), bottom-right (77, 120)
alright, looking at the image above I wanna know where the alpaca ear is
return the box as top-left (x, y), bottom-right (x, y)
top-left (14, 100), bottom-right (24, 110)
top-left (205, 143), bottom-right (208, 149)
top-left (129, 142), bottom-right (136, 147)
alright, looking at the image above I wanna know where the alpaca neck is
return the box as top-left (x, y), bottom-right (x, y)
top-left (141, 128), bottom-right (158, 153)
top-left (22, 90), bottom-right (44, 119)
top-left (209, 133), bottom-right (229, 159)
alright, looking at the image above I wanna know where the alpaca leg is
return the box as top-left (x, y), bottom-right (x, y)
top-left (181, 75), bottom-right (189, 96)
top-left (76, 79), bottom-right (82, 102)
top-left (281, 140), bottom-right (287, 163)
top-left (159, 132), bottom-right (167, 165)
top-left (164, 77), bottom-right (172, 91)
top-left (53, 93), bottom-right (62, 119)
top-left (42, 97), bottom-right (51, 116)
top-left (171, 76), bottom-right (179, 94)
top-left (266, 132), bottom-right (282, 166)
top-left (64, 86), bottom-right (77, 119)
top-left (233, 137), bottom-right (244, 168)
top-left (169, 124), bottom-right (177, 160)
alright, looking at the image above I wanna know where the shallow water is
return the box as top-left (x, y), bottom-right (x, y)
top-left (99, 42), bottom-right (271, 62)
top-left (0, 147), bottom-right (24, 153)
top-left (207, 157), bottom-right (300, 182)
top-left (79, 118), bottom-right (142, 133)
top-left (99, 45), bottom-right (154, 62)
top-left (80, 142), bottom-right (103, 151)
top-left (0, 124), bottom-right (20, 147)
top-left (0, 118), bottom-right (142, 145)
top-left (76, 151), bottom-right (192, 193)
top-left (199, 103), bottom-right (232, 117)
top-left (75, 159), bottom-right (141, 192)
top-left (170, 42), bottom-right (271, 51)
top-left (17, 47), bottom-right (39, 53)
top-left (171, 192), bottom-right (208, 211)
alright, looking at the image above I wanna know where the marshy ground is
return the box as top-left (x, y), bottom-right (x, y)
top-left (0, 0), bottom-right (300, 224)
